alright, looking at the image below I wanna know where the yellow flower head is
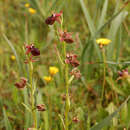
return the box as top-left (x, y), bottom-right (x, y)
top-left (96, 38), bottom-right (111, 45)
top-left (49, 66), bottom-right (59, 75)
top-left (28, 8), bottom-right (36, 14)
top-left (43, 76), bottom-right (52, 83)
top-left (11, 55), bottom-right (16, 61)
top-left (24, 3), bottom-right (30, 8)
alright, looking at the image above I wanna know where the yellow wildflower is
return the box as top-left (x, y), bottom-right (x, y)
top-left (11, 55), bottom-right (16, 61)
top-left (49, 66), bottom-right (59, 75)
top-left (24, 3), bottom-right (30, 8)
top-left (96, 38), bottom-right (111, 45)
top-left (43, 76), bottom-right (52, 83)
top-left (28, 8), bottom-right (36, 14)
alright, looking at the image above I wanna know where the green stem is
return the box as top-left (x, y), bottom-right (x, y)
top-left (29, 62), bottom-right (37, 128)
top-left (65, 65), bottom-right (69, 130)
top-left (63, 42), bottom-right (70, 130)
top-left (60, 14), bottom-right (70, 130)
top-left (101, 48), bottom-right (106, 104)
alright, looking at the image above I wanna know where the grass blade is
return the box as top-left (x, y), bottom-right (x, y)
top-left (23, 88), bottom-right (31, 129)
top-left (97, 0), bottom-right (108, 29)
top-left (106, 77), bottom-right (126, 97)
top-left (36, 92), bottom-right (49, 130)
top-left (80, 0), bottom-right (102, 61)
top-left (116, 26), bottom-right (122, 63)
top-left (3, 107), bottom-right (12, 130)
top-left (58, 114), bottom-right (65, 130)
top-left (90, 95), bottom-right (130, 130)
top-left (107, 11), bottom-right (128, 59)
top-left (95, 1), bottom-right (129, 37)
top-left (21, 103), bottom-right (31, 112)
top-left (2, 34), bottom-right (22, 75)
top-left (81, 39), bottom-right (92, 65)
top-left (79, 0), bottom-right (96, 37)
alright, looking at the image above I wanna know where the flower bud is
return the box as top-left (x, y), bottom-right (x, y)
top-left (36, 104), bottom-right (46, 111)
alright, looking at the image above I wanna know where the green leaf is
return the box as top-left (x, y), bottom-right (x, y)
top-left (43, 111), bottom-right (49, 130)
top-left (81, 39), bottom-right (92, 66)
top-left (3, 108), bottom-right (12, 130)
top-left (90, 96), bottom-right (130, 130)
top-left (107, 11), bottom-right (128, 59)
top-left (79, 0), bottom-right (96, 37)
top-left (36, 92), bottom-right (49, 130)
top-left (80, 0), bottom-right (102, 61)
top-left (95, 2), bottom-right (128, 37)
top-left (58, 114), bottom-right (65, 130)
top-left (120, 103), bottom-right (128, 124)
top-left (106, 77), bottom-right (126, 96)
top-left (23, 88), bottom-right (31, 129)
top-left (115, 26), bottom-right (122, 63)
top-left (2, 34), bottom-right (22, 75)
top-left (21, 103), bottom-right (31, 112)
top-left (98, 0), bottom-right (108, 29)
top-left (127, 102), bottom-right (130, 128)
top-left (106, 103), bottom-right (118, 126)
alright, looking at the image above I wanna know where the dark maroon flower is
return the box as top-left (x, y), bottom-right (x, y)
top-left (118, 71), bottom-right (123, 77)
top-left (30, 46), bottom-right (40, 56)
top-left (59, 30), bottom-right (74, 43)
top-left (25, 44), bottom-right (40, 56)
top-left (117, 68), bottom-right (129, 81)
top-left (70, 68), bottom-right (81, 79)
top-left (36, 104), bottom-right (46, 111)
top-left (72, 117), bottom-right (80, 123)
top-left (118, 68), bottom-right (129, 78)
top-left (45, 11), bottom-right (62, 25)
top-left (15, 77), bottom-right (27, 89)
top-left (65, 53), bottom-right (80, 67)
top-left (118, 68), bottom-right (129, 77)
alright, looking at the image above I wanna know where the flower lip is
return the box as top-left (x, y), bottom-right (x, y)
top-left (45, 15), bottom-right (55, 25)
top-left (59, 30), bottom-right (74, 44)
top-left (15, 77), bottom-right (27, 89)
top-left (45, 11), bottom-right (62, 25)
top-left (70, 68), bottom-right (81, 79)
top-left (96, 38), bottom-right (111, 45)
top-left (25, 44), bottom-right (40, 56)
top-left (30, 46), bottom-right (40, 56)
top-left (65, 53), bottom-right (80, 67)
top-left (118, 68), bottom-right (129, 77)
top-left (36, 104), bottom-right (46, 111)
top-left (72, 117), bottom-right (80, 123)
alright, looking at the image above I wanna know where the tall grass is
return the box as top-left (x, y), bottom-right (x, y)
top-left (0, 0), bottom-right (130, 129)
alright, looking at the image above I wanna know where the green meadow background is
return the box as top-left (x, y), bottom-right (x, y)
top-left (0, 0), bottom-right (130, 130)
